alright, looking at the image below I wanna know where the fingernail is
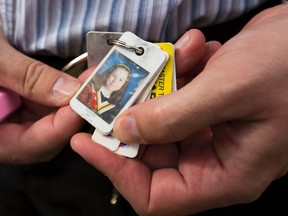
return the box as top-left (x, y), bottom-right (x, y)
top-left (52, 77), bottom-right (81, 100)
top-left (204, 41), bottom-right (214, 57)
top-left (174, 31), bottom-right (190, 49)
top-left (117, 116), bottom-right (146, 144)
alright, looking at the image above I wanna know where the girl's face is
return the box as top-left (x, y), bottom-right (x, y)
top-left (106, 67), bottom-right (129, 92)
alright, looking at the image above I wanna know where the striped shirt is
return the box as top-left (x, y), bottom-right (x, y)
top-left (0, 0), bottom-right (267, 58)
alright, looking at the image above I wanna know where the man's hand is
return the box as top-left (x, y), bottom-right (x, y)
top-left (0, 33), bottom-right (83, 164)
top-left (72, 4), bottom-right (288, 215)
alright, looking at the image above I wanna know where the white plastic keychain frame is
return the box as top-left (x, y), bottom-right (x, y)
top-left (70, 31), bottom-right (168, 134)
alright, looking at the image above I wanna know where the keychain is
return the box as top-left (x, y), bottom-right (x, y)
top-left (70, 31), bottom-right (168, 134)
top-left (69, 31), bottom-right (177, 158)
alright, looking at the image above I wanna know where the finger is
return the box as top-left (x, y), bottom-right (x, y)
top-left (112, 30), bottom-right (209, 144)
top-left (141, 143), bottom-right (179, 171)
top-left (0, 35), bottom-right (81, 107)
top-left (174, 29), bottom-right (206, 76)
top-left (71, 133), bottom-right (152, 210)
top-left (71, 133), bottom-right (201, 216)
top-left (177, 40), bottom-right (222, 88)
top-left (112, 61), bottom-right (249, 145)
top-left (78, 67), bottom-right (95, 81)
top-left (112, 32), bottom-right (222, 144)
top-left (113, 36), bottom-right (264, 144)
top-left (194, 40), bottom-right (222, 74)
top-left (0, 105), bottom-right (84, 163)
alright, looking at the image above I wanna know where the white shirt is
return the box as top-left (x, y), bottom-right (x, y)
top-left (0, 0), bottom-right (267, 57)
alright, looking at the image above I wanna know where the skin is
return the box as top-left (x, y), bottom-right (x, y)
top-left (104, 67), bottom-right (129, 95)
top-left (71, 4), bottom-right (288, 216)
top-left (0, 33), bottom-right (83, 164)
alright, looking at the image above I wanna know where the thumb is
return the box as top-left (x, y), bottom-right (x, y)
top-left (113, 31), bottom-right (221, 144)
top-left (0, 36), bottom-right (81, 106)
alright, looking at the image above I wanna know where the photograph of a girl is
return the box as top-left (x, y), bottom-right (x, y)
top-left (77, 50), bottom-right (150, 124)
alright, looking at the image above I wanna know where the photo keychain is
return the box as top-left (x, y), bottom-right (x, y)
top-left (88, 34), bottom-right (176, 158)
top-left (64, 32), bottom-right (175, 157)
top-left (70, 31), bottom-right (169, 135)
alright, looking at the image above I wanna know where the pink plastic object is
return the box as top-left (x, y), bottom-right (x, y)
top-left (0, 87), bottom-right (21, 122)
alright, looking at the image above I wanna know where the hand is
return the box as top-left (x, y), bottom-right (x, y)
top-left (72, 4), bottom-right (288, 215)
top-left (72, 29), bottom-right (222, 215)
top-left (0, 33), bottom-right (83, 164)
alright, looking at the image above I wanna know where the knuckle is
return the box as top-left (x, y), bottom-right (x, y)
top-left (21, 61), bottom-right (46, 97)
top-left (147, 104), bottom-right (178, 142)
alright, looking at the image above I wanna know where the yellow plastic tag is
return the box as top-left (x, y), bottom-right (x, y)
top-left (150, 43), bottom-right (174, 99)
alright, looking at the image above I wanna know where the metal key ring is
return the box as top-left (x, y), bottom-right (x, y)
top-left (107, 39), bottom-right (144, 55)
